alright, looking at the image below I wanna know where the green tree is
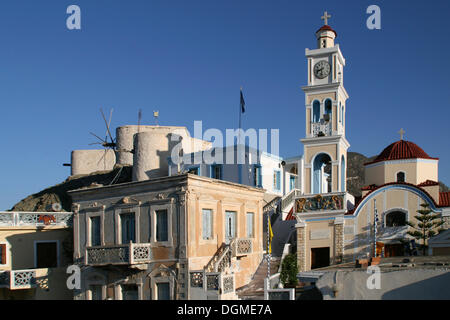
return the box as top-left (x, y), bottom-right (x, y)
top-left (280, 254), bottom-right (298, 287)
top-left (406, 203), bottom-right (444, 256)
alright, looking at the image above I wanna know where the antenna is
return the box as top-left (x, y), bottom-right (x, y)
top-left (153, 110), bottom-right (159, 126)
top-left (138, 109), bottom-right (142, 133)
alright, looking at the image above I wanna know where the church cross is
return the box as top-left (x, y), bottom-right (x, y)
top-left (321, 11), bottom-right (331, 25)
top-left (398, 128), bottom-right (405, 140)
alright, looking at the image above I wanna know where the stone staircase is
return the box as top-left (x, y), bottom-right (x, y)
top-left (236, 256), bottom-right (281, 300)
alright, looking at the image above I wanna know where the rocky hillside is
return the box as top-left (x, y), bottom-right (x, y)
top-left (346, 152), bottom-right (375, 197)
top-left (11, 166), bottom-right (132, 212)
top-left (9, 155), bottom-right (450, 211)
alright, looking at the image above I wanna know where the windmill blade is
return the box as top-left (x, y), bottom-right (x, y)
top-left (97, 149), bottom-right (108, 167)
top-left (90, 132), bottom-right (107, 143)
top-left (100, 108), bottom-right (115, 144)
top-left (89, 142), bottom-right (104, 146)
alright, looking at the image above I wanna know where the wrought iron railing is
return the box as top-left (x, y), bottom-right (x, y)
top-left (85, 243), bottom-right (152, 266)
top-left (0, 212), bottom-right (73, 227)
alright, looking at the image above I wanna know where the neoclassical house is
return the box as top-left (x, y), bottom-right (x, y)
top-left (69, 173), bottom-right (265, 300)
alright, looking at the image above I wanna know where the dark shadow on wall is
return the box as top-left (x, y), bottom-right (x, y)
top-left (382, 272), bottom-right (450, 300)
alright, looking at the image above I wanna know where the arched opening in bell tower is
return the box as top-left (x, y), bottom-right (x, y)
top-left (313, 153), bottom-right (332, 194)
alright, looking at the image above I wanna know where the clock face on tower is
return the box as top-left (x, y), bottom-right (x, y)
top-left (314, 60), bottom-right (331, 79)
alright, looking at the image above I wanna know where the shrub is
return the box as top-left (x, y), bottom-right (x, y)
top-left (280, 253), bottom-right (298, 286)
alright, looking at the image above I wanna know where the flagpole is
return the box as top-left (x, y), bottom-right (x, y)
top-left (373, 200), bottom-right (376, 258)
top-left (239, 87), bottom-right (243, 144)
top-left (267, 211), bottom-right (270, 282)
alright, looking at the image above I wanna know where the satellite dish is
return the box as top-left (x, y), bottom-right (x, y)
top-left (52, 203), bottom-right (62, 212)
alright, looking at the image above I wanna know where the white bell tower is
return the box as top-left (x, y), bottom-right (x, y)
top-left (301, 12), bottom-right (350, 195)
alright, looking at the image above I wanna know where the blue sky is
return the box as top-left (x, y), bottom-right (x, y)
top-left (0, 0), bottom-right (449, 210)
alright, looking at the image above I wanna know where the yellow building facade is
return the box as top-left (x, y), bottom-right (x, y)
top-left (0, 211), bottom-right (73, 299)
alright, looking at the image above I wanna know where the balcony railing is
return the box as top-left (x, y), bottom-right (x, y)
top-left (231, 238), bottom-right (253, 257)
top-left (294, 192), bottom-right (348, 214)
top-left (0, 269), bottom-right (40, 290)
top-left (190, 271), bottom-right (235, 296)
top-left (85, 243), bottom-right (152, 266)
top-left (0, 212), bottom-right (73, 228)
top-left (311, 121), bottom-right (331, 137)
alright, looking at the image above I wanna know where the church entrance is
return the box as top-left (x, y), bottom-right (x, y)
top-left (311, 247), bottom-right (330, 269)
top-left (384, 243), bottom-right (404, 257)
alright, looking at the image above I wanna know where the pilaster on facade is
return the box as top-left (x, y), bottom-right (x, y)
top-left (333, 217), bottom-right (344, 265)
top-left (296, 221), bottom-right (307, 272)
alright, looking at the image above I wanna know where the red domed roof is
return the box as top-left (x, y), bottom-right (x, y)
top-left (316, 25), bottom-right (337, 37)
top-left (365, 140), bottom-right (438, 165)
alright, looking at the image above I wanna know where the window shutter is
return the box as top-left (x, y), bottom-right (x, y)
top-left (0, 244), bottom-right (6, 264)
top-left (207, 211), bottom-right (211, 239)
top-left (202, 210), bottom-right (207, 239)
top-left (231, 212), bottom-right (236, 238)
top-left (131, 215), bottom-right (136, 243)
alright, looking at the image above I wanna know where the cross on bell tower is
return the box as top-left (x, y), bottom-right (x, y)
top-left (321, 11), bottom-right (331, 25)
top-left (398, 128), bottom-right (405, 140)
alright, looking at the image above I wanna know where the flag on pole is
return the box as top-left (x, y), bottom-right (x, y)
top-left (268, 218), bottom-right (274, 254)
top-left (240, 88), bottom-right (245, 114)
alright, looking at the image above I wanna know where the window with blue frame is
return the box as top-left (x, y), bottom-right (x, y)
top-left (253, 164), bottom-right (262, 188)
top-left (313, 100), bottom-right (320, 123)
top-left (324, 99), bottom-right (332, 121)
top-left (273, 170), bottom-right (281, 192)
top-left (210, 164), bottom-right (223, 180)
top-left (289, 175), bottom-right (296, 191)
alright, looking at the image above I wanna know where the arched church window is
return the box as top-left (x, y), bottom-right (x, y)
top-left (324, 99), bottom-right (332, 122)
top-left (385, 211), bottom-right (407, 227)
top-left (313, 100), bottom-right (320, 123)
top-left (397, 172), bottom-right (405, 183)
top-left (313, 153), bottom-right (332, 194)
top-left (341, 155), bottom-right (345, 192)
top-left (339, 102), bottom-right (342, 123)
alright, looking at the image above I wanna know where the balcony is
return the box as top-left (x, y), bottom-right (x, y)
top-left (0, 269), bottom-right (50, 290)
top-left (294, 192), bottom-right (350, 214)
top-left (85, 243), bottom-right (152, 266)
top-left (0, 212), bottom-right (73, 228)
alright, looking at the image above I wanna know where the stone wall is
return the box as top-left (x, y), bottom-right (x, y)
top-left (296, 223), bottom-right (307, 272)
